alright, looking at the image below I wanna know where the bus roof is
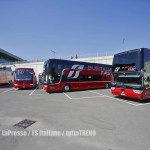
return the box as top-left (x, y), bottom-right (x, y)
top-left (45, 58), bottom-right (112, 67)
top-left (114, 48), bottom-right (149, 56)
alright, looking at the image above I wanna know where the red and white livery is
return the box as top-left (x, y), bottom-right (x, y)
top-left (42, 59), bottom-right (112, 92)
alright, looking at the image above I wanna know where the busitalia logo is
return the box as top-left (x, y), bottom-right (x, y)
top-left (114, 67), bottom-right (120, 72)
top-left (67, 65), bottom-right (84, 79)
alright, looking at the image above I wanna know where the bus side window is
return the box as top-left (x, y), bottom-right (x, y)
top-left (62, 74), bottom-right (78, 82)
top-left (87, 75), bottom-right (92, 81)
top-left (79, 75), bottom-right (86, 81)
top-left (92, 75), bottom-right (102, 81)
top-left (67, 77), bottom-right (79, 82)
top-left (80, 75), bottom-right (91, 81)
top-left (62, 74), bottom-right (67, 82)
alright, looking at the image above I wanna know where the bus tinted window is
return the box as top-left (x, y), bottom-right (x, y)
top-left (62, 74), bottom-right (79, 82)
top-left (80, 75), bottom-right (102, 81)
top-left (113, 50), bottom-right (142, 71)
top-left (15, 69), bottom-right (33, 81)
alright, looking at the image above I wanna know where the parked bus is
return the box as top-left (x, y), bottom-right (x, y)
top-left (111, 48), bottom-right (150, 100)
top-left (13, 68), bottom-right (37, 89)
top-left (0, 66), bottom-right (13, 85)
top-left (42, 59), bottom-right (111, 92)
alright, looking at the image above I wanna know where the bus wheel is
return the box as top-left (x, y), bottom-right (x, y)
top-left (104, 83), bottom-right (109, 89)
top-left (63, 84), bottom-right (71, 92)
top-left (9, 80), bottom-right (13, 85)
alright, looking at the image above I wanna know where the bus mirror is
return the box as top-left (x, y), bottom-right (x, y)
top-left (140, 70), bottom-right (144, 76)
top-left (12, 71), bottom-right (14, 76)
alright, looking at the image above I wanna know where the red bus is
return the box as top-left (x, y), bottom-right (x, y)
top-left (42, 59), bottom-right (111, 92)
top-left (111, 48), bottom-right (150, 100)
top-left (13, 68), bottom-right (37, 89)
top-left (0, 66), bottom-right (13, 85)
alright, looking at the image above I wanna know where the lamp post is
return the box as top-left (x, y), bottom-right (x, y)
top-left (51, 50), bottom-right (56, 58)
top-left (122, 38), bottom-right (125, 51)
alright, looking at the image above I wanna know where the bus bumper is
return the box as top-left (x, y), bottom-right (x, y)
top-left (14, 82), bottom-right (35, 89)
top-left (111, 87), bottom-right (143, 100)
top-left (43, 84), bottom-right (62, 92)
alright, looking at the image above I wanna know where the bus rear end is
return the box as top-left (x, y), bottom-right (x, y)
top-left (0, 67), bottom-right (13, 85)
top-left (14, 68), bottom-right (37, 89)
top-left (111, 71), bottom-right (144, 100)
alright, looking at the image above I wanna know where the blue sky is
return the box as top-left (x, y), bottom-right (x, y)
top-left (0, 0), bottom-right (150, 60)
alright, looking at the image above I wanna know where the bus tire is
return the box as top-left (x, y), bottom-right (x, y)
top-left (9, 80), bottom-right (13, 85)
top-left (63, 84), bottom-right (71, 92)
top-left (104, 83), bottom-right (109, 89)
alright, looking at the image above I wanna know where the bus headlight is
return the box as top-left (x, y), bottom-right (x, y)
top-left (133, 90), bottom-right (143, 94)
top-left (111, 87), bottom-right (115, 90)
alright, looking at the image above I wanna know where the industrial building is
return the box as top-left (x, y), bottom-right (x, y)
top-left (0, 48), bottom-right (24, 64)
top-left (0, 48), bottom-right (113, 81)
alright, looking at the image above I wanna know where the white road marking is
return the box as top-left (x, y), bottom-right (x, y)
top-left (90, 91), bottom-right (140, 106)
top-left (13, 90), bottom-right (32, 93)
top-left (63, 93), bottom-right (72, 99)
top-left (29, 87), bottom-right (38, 95)
top-left (31, 94), bottom-right (43, 95)
top-left (135, 103), bottom-right (150, 106)
top-left (71, 95), bottom-right (105, 99)
top-left (30, 89), bottom-right (150, 105)
top-left (63, 92), bottom-right (105, 100)
top-left (0, 88), bottom-right (14, 94)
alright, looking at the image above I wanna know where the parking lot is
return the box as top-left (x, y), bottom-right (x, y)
top-left (0, 85), bottom-right (150, 150)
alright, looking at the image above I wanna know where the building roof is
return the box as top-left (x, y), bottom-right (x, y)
top-left (0, 48), bottom-right (24, 62)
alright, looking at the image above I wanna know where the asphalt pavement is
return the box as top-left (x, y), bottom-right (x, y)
top-left (0, 85), bottom-right (150, 150)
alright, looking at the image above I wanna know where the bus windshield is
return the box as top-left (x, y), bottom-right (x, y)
top-left (43, 72), bottom-right (61, 84)
top-left (15, 69), bottom-right (33, 81)
top-left (112, 72), bottom-right (143, 89)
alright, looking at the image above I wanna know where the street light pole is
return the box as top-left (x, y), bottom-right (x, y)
top-left (122, 38), bottom-right (125, 51)
top-left (51, 50), bottom-right (56, 58)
